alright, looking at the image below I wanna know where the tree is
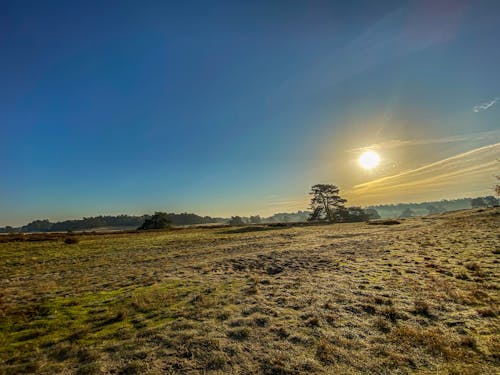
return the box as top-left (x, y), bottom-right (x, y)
top-left (470, 198), bottom-right (487, 208)
top-left (249, 215), bottom-right (261, 224)
top-left (495, 160), bottom-right (499, 196)
top-left (338, 206), bottom-right (370, 222)
top-left (138, 212), bottom-right (171, 230)
top-left (483, 196), bottom-right (499, 207)
top-left (496, 175), bottom-right (500, 196)
top-left (308, 184), bottom-right (347, 222)
top-left (426, 205), bottom-right (442, 215)
top-left (364, 208), bottom-right (381, 220)
top-left (399, 208), bottom-right (414, 218)
top-left (228, 216), bottom-right (244, 225)
top-left (22, 219), bottom-right (53, 232)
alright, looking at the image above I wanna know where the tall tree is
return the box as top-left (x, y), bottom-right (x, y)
top-left (308, 184), bottom-right (347, 222)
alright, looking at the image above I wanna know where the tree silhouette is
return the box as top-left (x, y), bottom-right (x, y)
top-left (308, 184), bottom-right (347, 222)
top-left (426, 205), bottom-right (442, 215)
top-left (338, 206), bottom-right (370, 222)
top-left (483, 196), bottom-right (498, 207)
top-left (249, 215), bottom-right (261, 224)
top-left (364, 208), bottom-right (381, 220)
top-left (470, 198), bottom-right (487, 208)
top-left (138, 212), bottom-right (171, 230)
top-left (399, 208), bottom-right (414, 218)
top-left (229, 216), bottom-right (244, 225)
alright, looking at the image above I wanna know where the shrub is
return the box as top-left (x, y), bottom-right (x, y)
top-left (64, 237), bottom-right (79, 244)
top-left (138, 212), bottom-right (171, 230)
top-left (228, 216), bottom-right (244, 225)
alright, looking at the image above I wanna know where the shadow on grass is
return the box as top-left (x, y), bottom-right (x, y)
top-left (368, 219), bottom-right (401, 225)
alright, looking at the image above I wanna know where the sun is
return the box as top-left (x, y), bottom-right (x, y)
top-left (359, 150), bottom-right (380, 170)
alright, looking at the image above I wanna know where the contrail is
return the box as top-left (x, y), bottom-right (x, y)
top-left (353, 142), bottom-right (500, 190)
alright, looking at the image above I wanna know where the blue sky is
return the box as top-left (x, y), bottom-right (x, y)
top-left (1, 0), bottom-right (500, 225)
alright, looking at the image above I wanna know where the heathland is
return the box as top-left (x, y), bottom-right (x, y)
top-left (1, 208), bottom-right (498, 374)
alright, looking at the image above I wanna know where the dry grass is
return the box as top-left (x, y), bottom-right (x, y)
top-left (1, 208), bottom-right (499, 373)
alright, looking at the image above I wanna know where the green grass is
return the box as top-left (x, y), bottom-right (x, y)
top-left (1, 278), bottom-right (240, 374)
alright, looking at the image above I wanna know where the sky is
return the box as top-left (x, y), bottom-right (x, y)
top-left (1, 0), bottom-right (500, 226)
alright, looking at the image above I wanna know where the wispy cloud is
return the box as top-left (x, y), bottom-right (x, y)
top-left (473, 97), bottom-right (499, 112)
top-left (348, 142), bottom-right (500, 203)
top-left (267, 199), bottom-right (302, 207)
top-left (351, 129), bottom-right (500, 152)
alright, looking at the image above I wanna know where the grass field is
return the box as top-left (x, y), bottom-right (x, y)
top-left (1, 208), bottom-right (499, 374)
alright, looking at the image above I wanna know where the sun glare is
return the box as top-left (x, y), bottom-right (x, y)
top-left (359, 150), bottom-right (380, 170)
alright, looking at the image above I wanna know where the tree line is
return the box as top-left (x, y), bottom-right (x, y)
top-left (369, 196), bottom-right (498, 218)
top-left (2, 186), bottom-right (497, 232)
top-left (1, 213), bottom-right (224, 233)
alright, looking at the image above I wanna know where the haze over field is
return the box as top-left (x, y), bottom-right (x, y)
top-left (2, 1), bottom-right (500, 225)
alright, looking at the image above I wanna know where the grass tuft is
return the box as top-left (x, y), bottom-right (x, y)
top-left (227, 327), bottom-right (250, 340)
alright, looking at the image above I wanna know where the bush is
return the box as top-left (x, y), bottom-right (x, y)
top-left (228, 216), bottom-right (244, 225)
top-left (138, 212), bottom-right (171, 230)
top-left (64, 237), bottom-right (79, 244)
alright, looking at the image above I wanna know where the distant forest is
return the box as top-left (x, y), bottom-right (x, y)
top-left (0, 213), bottom-right (224, 233)
top-left (0, 211), bottom-right (312, 233)
top-left (368, 196), bottom-right (498, 218)
top-left (0, 196), bottom-right (497, 233)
